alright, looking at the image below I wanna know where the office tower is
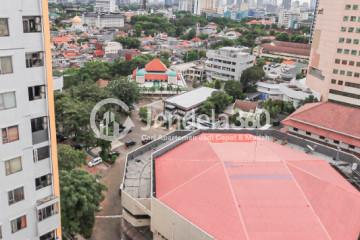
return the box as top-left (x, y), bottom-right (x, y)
top-left (307, 0), bottom-right (360, 107)
top-left (0, 1), bottom-right (61, 240)
top-left (282, 0), bottom-right (291, 9)
top-left (310, 0), bottom-right (317, 10)
top-left (95, 0), bottom-right (117, 12)
top-left (165, 0), bottom-right (173, 7)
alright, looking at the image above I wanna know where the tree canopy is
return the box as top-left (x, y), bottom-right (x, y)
top-left (58, 144), bottom-right (86, 171)
top-left (224, 80), bottom-right (244, 100)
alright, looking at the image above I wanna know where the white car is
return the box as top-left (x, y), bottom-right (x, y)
top-left (88, 157), bottom-right (103, 167)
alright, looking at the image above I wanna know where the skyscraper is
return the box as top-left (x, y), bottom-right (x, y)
top-left (282, 0), bottom-right (291, 9)
top-left (307, 0), bottom-right (360, 107)
top-left (0, 1), bottom-right (61, 239)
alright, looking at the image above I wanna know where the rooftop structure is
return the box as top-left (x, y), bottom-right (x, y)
top-left (282, 102), bottom-right (360, 153)
top-left (153, 132), bottom-right (360, 240)
top-left (132, 58), bottom-right (186, 89)
top-left (263, 62), bottom-right (297, 80)
top-left (121, 129), bottom-right (360, 240)
top-left (259, 41), bottom-right (311, 61)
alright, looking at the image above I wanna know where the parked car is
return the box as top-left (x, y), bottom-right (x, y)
top-left (125, 140), bottom-right (136, 148)
top-left (56, 133), bottom-right (68, 142)
top-left (108, 151), bottom-right (120, 158)
top-left (88, 157), bottom-right (103, 167)
top-left (141, 135), bottom-right (153, 145)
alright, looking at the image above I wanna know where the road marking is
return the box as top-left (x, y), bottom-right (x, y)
top-left (96, 215), bottom-right (122, 219)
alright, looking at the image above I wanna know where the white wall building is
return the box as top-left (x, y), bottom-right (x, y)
top-left (95, 0), bottom-right (117, 13)
top-left (82, 13), bottom-right (124, 28)
top-left (0, 1), bottom-right (61, 240)
top-left (104, 41), bottom-right (123, 55)
top-left (206, 46), bottom-right (255, 82)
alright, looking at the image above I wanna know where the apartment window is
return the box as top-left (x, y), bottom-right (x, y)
top-left (355, 73), bottom-right (360, 78)
top-left (337, 48), bottom-right (343, 53)
top-left (346, 38), bottom-right (352, 44)
top-left (5, 157), bottom-right (22, 176)
top-left (0, 18), bottom-right (9, 37)
top-left (319, 136), bottom-right (325, 140)
top-left (353, 5), bottom-right (359, 10)
top-left (345, 82), bottom-right (360, 88)
top-left (343, 16), bottom-right (349, 21)
top-left (38, 203), bottom-right (59, 221)
top-left (349, 61), bottom-right (355, 66)
top-left (28, 85), bottom-right (45, 101)
top-left (349, 145), bottom-right (355, 149)
top-left (354, 39), bottom-right (360, 44)
top-left (357, 28), bottom-right (360, 33)
top-left (342, 60), bottom-right (348, 65)
top-left (333, 140), bottom-right (340, 144)
top-left (8, 186), bottom-right (24, 205)
top-left (331, 79), bottom-right (337, 84)
top-left (335, 59), bottom-right (341, 64)
top-left (350, 16), bottom-right (357, 22)
top-left (344, 49), bottom-right (350, 54)
top-left (345, 4), bottom-right (351, 10)
top-left (347, 71), bottom-right (353, 76)
top-left (33, 145), bottom-right (50, 162)
top-left (340, 70), bottom-right (345, 75)
top-left (22, 16), bottom-right (42, 33)
top-left (0, 56), bottom-right (13, 74)
top-left (25, 52), bottom-right (43, 68)
top-left (339, 38), bottom-right (345, 43)
top-left (2, 125), bottom-right (19, 144)
top-left (333, 69), bottom-right (339, 74)
top-left (293, 127), bottom-right (298, 132)
top-left (341, 27), bottom-right (346, 32)
top-left (351, 50), bottom-right (357, 56)
top-left (348, 27), bottom-right (354, 32)
top-left (338, 80), bottom-right (343, 85)
top-left (306, 131), bottom-right (311, 136)
top-left (40, 231), bottom-right (56, 240)
top-left (31, 117), bottom-right (47, 132)
top-left (330, 89), bottom-right (360, 99)
top-left (0, 91), bottom-right (16, 111)
top-left (35, 174), bottom-right (52, 190)
top-left (10, 215), bottom-right (27, 233)
top-left (357, 62), bottom-right (360, 67)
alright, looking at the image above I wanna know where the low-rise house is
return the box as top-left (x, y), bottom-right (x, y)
top-left (258, 41), bottom-right (311, 61)
top-left (170, 61), bottom-right (206, 83)
top-left (104, 41), bottom-right (122, 55)
top-left (164, 87), bottom-right (217, 118)
top-left (224, 100), bottom-right (262, 119)
top-left (257, 78), bottom-right (320, 107)
top-left (282, 102), bottom-right (360, 154)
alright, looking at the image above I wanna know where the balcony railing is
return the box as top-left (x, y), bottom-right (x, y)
top-left (32, 129), bottom-right (49, 145)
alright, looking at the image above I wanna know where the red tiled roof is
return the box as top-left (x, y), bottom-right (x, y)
top-left (282, 102), bottom-right (360, 147)
top-left (145, 74), bottom-right (168, 81)
top-left (145, 58), bottom-right (167, 72)
top-left (94, 49), bottom-right (105, 57)
top-left (234, 100), bottom-right (258, 112)
top-left (52, 35), bottom-right (72, 45)
top-left (262, 41), bottom-right (311, 57)
top-left (155, 133), bottom-right (360, 240)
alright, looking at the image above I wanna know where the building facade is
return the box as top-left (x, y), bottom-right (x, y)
top-left (82, 13), bottom-right (125, 28)
top-left (95, 0), bottom-right (117, 13)
top-left (0, 1), bottom-right (61, 240)
top-left (206, 46), bottom-right (255, 82)
top-left (306, 0), bottom-right (360, 107)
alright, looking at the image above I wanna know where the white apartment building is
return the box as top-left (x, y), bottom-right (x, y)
top-left (104, 41), bottom-right (123, 55)
top-left (95, 0), bottom-right (117, 13)
top-left (206, 46), bottom-right (255, 82)
top-left (82, 13), bottom-right (124, 28)
top-left (278, 8), bottom-right (300, 28)
top-left (0, 1), bottom-right (61, 240)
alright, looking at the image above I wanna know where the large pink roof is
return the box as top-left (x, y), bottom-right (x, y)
top-left (155, 133), bottom-right (360, 240)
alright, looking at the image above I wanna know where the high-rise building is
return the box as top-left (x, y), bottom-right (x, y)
top-left (0, 1), bottom-right (61, 240)
top-left (95, 0), bottom-right (117, 12)
top-left (282, 0), bottom-right (291, 9)
top-left (178, 0), bottom-right (193, 12)
top-left (307, 0), bottom-right (360, 107)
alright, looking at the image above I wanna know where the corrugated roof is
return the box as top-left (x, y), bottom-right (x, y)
top-left (155, 133), bottom-right (360, 240)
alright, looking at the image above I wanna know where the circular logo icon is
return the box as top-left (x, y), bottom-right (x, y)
top-left (90, 98), bottom-right (135, 141)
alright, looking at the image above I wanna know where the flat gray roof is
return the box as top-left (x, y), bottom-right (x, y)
top-left (164, 87), bottom-right (217, 110)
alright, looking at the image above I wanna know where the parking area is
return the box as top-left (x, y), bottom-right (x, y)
top-left (89, 103), bottom-right (170, 240)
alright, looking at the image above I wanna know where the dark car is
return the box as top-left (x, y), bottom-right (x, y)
top-left (56, 133), bottom-right (68, 143)
top-left (109, 151), bottom-right (120, 158)
top-left (125, 140), bottom-right (136, 148)
top-left (141, 135), bottom-right (153, 145)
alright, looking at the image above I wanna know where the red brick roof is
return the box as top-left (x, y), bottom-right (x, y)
top-left (262, 41), bottom-right (311, 57)
top-left (234, 100), bottom-right (258, 112)
top-left (145, 58), bottom-right (167, 72)
top-left (282, 102), bottom-right (360, 147)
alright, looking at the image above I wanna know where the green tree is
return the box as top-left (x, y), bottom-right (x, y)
top-left (58, 144), bottom-right (86, 171)
top-left (200, 92), bottom-right (232, 115)
top-left (276, 32), bottom-right (290, 42)
top-left (114, 37), bottom-right (141, 49)
top-left (214, 80), bottom-right (222, 89)
top-left (199, 100), bottom-right (215, 116)
top-left (224, 80), bottom-right (243, 100)
top-left (108, 78), bottom-right (140, 107)
top-left (60, 169), bottom-right (106, 238)
top-left (97, 139), bottom-right (112, 161)
top-left (240, 66), bottom-right (265, 91)
top-left (298, 95), bottom-right (319, 107)
top-left (139, 106), bottom-right (151, 123)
